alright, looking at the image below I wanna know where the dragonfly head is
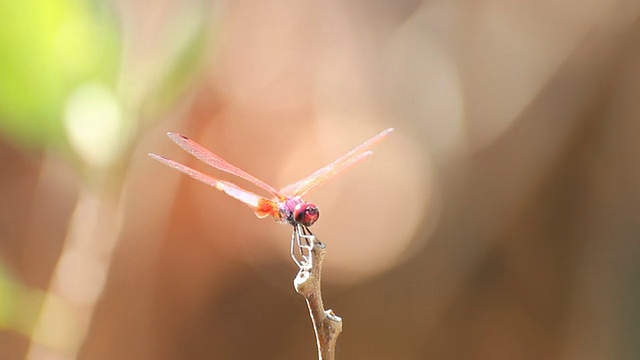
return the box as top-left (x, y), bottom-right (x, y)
top-left (293, 202), bottom-right (319, 227)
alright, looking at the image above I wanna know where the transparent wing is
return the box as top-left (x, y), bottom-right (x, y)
top-left (280, 127), bottom-right (393, 197)
top-left (167, 132), bottom-right (284, 200)
top-left (149, 153), bottom-right (277, 218)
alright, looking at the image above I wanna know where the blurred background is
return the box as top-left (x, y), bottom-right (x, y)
top-left (1, 0), bottom-right (639, 359)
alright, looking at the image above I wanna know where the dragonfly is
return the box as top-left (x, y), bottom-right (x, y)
top-left (149, 127), bottom-right (393, 266)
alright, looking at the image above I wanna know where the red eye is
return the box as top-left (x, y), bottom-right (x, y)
top-left (294, 203), bottom-right (320, 227)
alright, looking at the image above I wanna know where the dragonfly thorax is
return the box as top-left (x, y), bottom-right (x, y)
top-left (278, 197), bottom-right (320, 227)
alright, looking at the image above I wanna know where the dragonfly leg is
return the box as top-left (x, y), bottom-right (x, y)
top-left (290, 227), bottom-right (303, 267)
top-left (290, 225), bottom-right (316, 268)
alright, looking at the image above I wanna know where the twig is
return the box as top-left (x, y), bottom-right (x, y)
top-left (293, 237), bottom-right (343, 360)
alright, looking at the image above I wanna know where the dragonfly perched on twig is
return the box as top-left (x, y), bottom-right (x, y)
top-left (149, 127), bottom-right (393, 266)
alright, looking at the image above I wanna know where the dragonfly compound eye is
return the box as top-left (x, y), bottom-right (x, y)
top-left (294, 203), bottom-right (320, 227)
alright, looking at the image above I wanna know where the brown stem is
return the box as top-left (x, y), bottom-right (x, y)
top-left (293, 238), bottom-right (343, 360)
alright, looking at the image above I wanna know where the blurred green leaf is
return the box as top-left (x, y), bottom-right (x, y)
top-left (0, 262), bottom-right (44, 336)
top-left (0, 0), bottom-right (120, 149)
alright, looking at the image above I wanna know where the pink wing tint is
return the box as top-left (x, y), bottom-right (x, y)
top-left (280, 127), bottom-right (393, 197)
top-left (166, 132), bottom-right (284, 200)
top-left (148, 153), bottom-right (277, 218)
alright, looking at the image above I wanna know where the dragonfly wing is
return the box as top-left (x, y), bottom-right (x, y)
top-left (280, 127), bottom-right (393, 197)
top-left (149, 153), bottom-right (278, 218)
top-left (167, 133), bottom-right (284, 200)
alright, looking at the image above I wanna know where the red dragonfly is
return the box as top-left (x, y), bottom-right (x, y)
top-left (149, 127), bottom-right (393, 266)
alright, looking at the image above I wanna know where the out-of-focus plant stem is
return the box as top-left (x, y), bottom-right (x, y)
top-left (26, 163), bottom-right (126, 360)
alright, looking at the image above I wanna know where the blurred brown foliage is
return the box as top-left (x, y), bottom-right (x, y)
top-left (1, 1), bottom-right (639, 359)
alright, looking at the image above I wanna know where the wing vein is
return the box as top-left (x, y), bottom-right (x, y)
top-left (167, 133), bottom-right (283, 199)
top-left (280, 127), bottom-right (393, 197)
